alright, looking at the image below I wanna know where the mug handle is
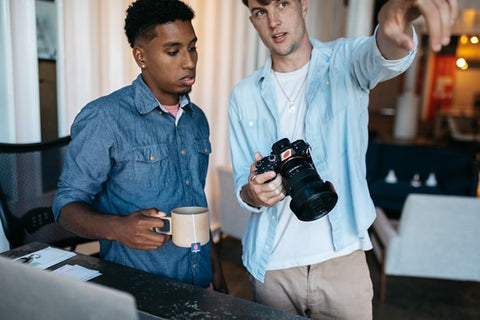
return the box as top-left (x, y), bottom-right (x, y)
top-left (152, 216), bottom-right (172, 235)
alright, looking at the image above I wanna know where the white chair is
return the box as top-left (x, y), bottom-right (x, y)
top-left (216, 166), bottom-right (249, 240)
top-left (0, 193), bottom-right (11, 253)
top-left (0, 219), bottom-right (9, 253)
top-left (370, 193), bottom-right (480, 301)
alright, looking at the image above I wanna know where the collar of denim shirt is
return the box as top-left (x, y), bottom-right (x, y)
top-left (132, 74), bottom-right (193, 115)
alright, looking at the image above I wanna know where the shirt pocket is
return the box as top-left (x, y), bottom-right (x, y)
top-left (238, 118), bottom-right (276, 154)
top-left (192, 139), bottom-right (211, 186)
top-left (132, 144), bottom-right (175, 191)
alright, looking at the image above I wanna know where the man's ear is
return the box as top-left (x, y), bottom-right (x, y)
top-left (133, 46), bottom-right (147, 69)
top-left (301, 0), bottom-right (308, 18)
top-left (249, 15), bottom-right (255, 28)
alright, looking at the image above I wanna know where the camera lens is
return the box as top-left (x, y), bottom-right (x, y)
top-left (280, 157), bottom-right (338, 221)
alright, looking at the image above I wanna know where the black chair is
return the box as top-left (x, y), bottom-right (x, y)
top-left (0, 136), bottom-right (92, 251)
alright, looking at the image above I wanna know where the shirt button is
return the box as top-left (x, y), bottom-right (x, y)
top-left (149, 155), bottom-right (155, 161)
top-left (204, 148), bottom-right (208, 153)
top-left (185, 179), bottom-right (190, 185)
top-left (180, 149), bottom-right (186, 155)
top-left (326, 81), bottom-right (330, 85)
top-left (265, 245), bottom-right (269, 249)
top-left (192, 264), bottom-right (196, 269)
top-left (248, 121), bottom-right (254, 127)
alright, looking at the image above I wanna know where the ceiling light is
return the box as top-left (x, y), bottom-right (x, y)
top-left (456, 58), bottom-right (469, 70)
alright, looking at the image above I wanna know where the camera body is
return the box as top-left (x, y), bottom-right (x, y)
top-left (255, 138), bottom-right (337, 221)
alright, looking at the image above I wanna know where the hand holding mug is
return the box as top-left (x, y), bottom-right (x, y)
top-left (154, 206), bottom-right (210, 250)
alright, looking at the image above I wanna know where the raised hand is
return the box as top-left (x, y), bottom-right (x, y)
top-left (377, 0), bottom-right (458, 59)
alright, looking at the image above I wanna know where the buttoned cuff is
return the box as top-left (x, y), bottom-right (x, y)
top-left (236, 185), bottom-right (265, 214)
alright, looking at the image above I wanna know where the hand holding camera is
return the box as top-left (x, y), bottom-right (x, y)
top-left (242, 153), bottom-right (286, 209)
top-left (255, 138), bottom-right (338, 221)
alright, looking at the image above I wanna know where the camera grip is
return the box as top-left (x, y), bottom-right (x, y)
top-left (152, 216), bottom-right (172, 235)
top-left (255, 156), bottom-right (277, 175)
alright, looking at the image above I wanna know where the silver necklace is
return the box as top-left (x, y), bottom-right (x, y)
top-left (273, 70), bottom-right (307, 113)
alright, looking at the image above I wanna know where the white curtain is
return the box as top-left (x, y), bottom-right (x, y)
top-left (0, 0), bottom-right (15, 142)
top-left (2, 0), bottom-right (478, 228)
top-left (186, 0), bottom-right (256, 228)
top-left (0, 0), bottom-right (41, 143)
top-left (57, 0), bottom-right (352, 228)
top-left (57, 0), bottom-right (260, 228)
top-left (57, 0), bottom-right (135, 136)
top-left (0, 0), bottom-right (354, 228)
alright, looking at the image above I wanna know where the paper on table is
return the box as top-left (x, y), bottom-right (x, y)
top-left (13, 246), bottom-right (76, 269)
top-left (53, 264), bottom-right (102, 281)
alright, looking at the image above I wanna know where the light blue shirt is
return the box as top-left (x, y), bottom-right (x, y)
top-left (228, 33), bottom-right (416, 282)
top-left (54, 74), bottom-right (212, 287)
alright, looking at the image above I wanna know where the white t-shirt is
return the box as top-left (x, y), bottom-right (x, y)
top-left (267, 62), bottom-right (370, 270)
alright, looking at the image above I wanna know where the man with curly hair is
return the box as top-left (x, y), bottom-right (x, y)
top-left (54, 0), bottom-right (227, 293)
top-left (229, 0), bottom-right (457, 318)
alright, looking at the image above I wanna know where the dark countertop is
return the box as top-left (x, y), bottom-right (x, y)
top-left (2, 242), bottom-right (305, 320)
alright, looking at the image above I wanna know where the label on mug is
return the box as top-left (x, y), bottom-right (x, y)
top-left (191, 242), bottom-right (201, 253)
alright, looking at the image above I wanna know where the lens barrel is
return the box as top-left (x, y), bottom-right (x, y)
top-left (280, 157), bottom-right (338, 221)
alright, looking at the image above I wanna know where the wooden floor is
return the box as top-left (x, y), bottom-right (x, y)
top-left (217, 235), bottom-right (480, 320)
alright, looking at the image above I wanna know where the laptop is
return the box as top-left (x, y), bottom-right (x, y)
top-left (0, 255), bottom-right (141, 320)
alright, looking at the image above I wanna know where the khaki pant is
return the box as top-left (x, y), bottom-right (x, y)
top-left (250, 250), bottom-right (373, 320)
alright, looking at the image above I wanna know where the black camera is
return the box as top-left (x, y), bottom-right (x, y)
top-left (255, 138), bottom-right (337, 221)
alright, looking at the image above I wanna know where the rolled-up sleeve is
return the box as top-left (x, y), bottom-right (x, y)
top-left (53, 105), bottom-right (115, 220)
top-left (349, 25), bottom-right (418, 91)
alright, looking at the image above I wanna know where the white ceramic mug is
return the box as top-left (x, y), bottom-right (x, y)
top-left (155, 206), bottom-right (210, 249)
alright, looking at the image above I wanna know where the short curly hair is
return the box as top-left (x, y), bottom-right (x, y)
top-left (124, 0), bottom-right (195, 48)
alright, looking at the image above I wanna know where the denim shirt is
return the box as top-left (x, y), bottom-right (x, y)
top-left (228, 33), bottom-right (416, 282)
top-left (53, 74), bottom-right (212, 287)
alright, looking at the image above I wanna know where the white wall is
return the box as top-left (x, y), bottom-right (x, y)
top-left (346, 0), bottom-right (375, 38)
top-left (453, 69), bottom-right (480, 108)
top-left (307, 0), bottom-right (347, 42)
